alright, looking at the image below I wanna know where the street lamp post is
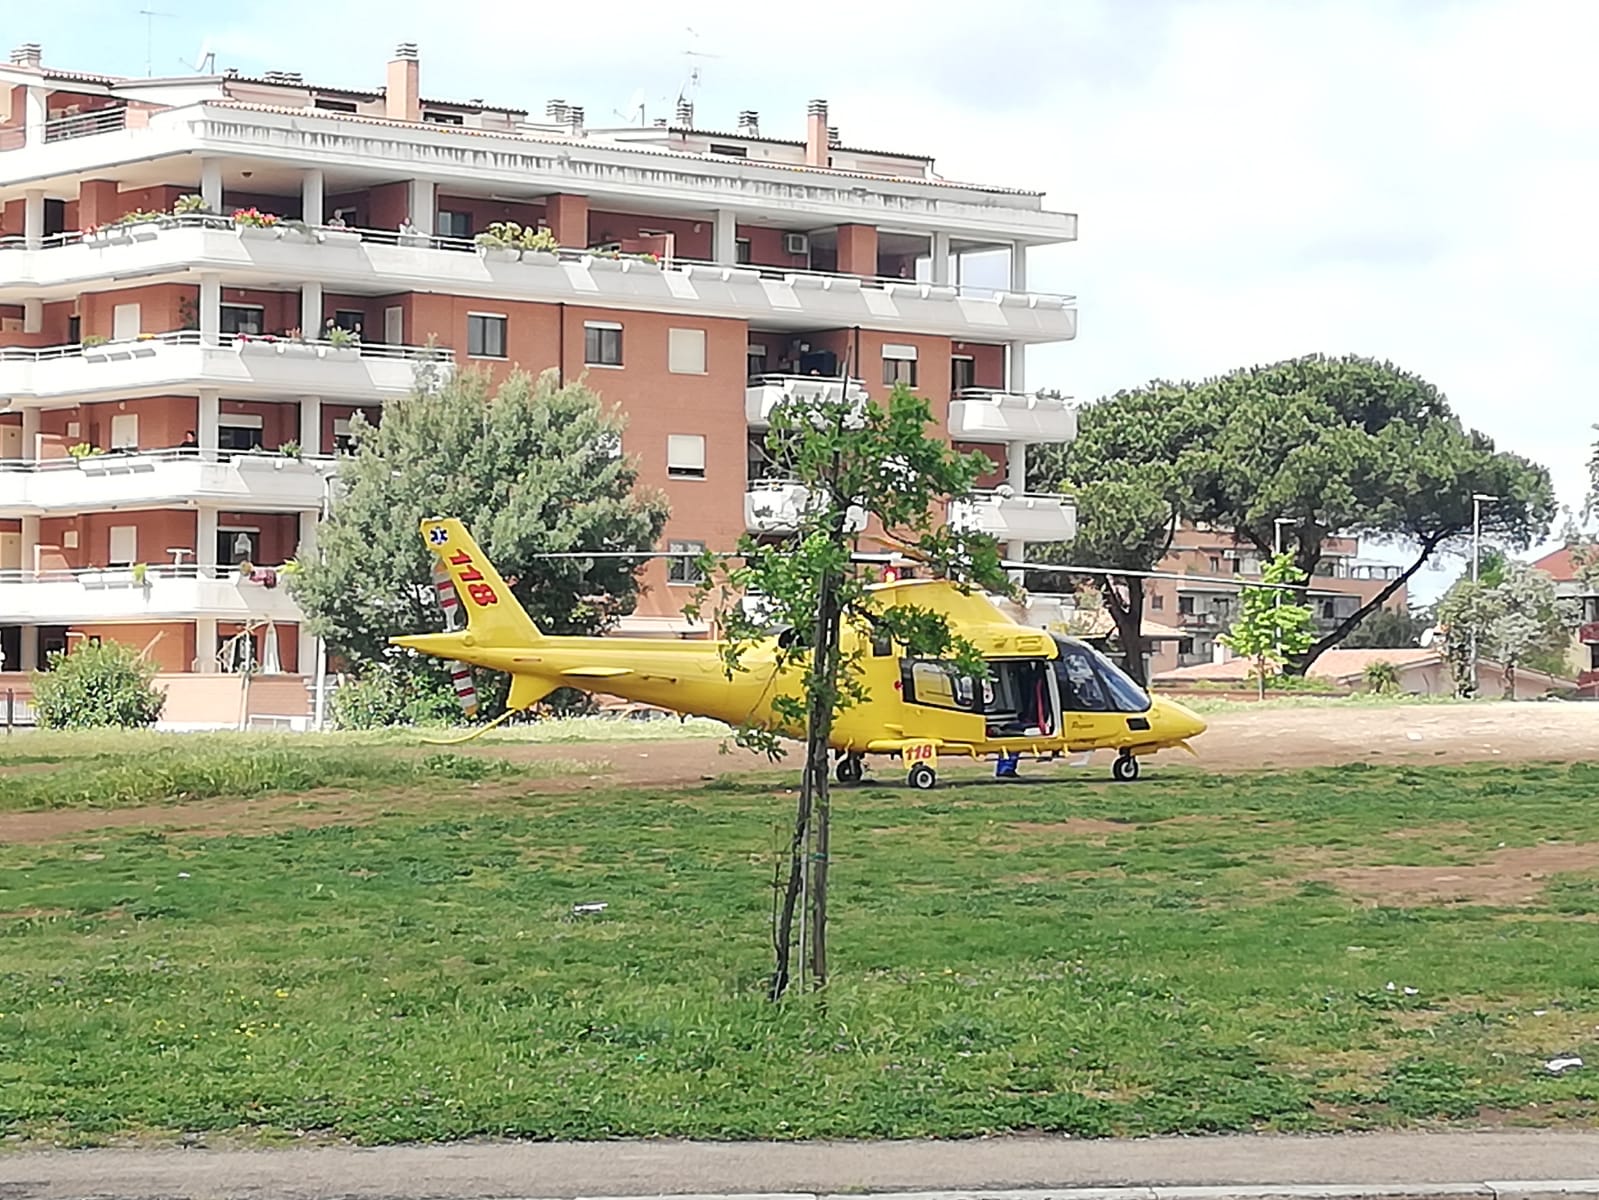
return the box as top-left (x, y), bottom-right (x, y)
top-left (1468, 493), bottom-right (1498, 696)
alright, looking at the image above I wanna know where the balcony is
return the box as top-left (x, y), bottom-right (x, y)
top-left (0, 451), bottom-right (337, 516)
top-left (948, 389), bottom-right (1077, 444)
top-left (949, 491), bottom-right (1077, 544)
top-left (0, 218), bottom-right (1076, 344)
top-left (744, 479), bottom-right (867, 535)
top-left (1579, 622), bottom-right (1599, 645)
top-left (0, 564), bottom-right (303, 624)
top-left (0, 333), bottom-right (451, 405)
top-left (746, 374), bottom-right (869, 427)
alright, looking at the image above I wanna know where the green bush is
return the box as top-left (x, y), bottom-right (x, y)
top-left (1364, 660), bottom-right (1401, 695)
top-left (329, 667), bottom-right (460, 731)
top-left (30, 641), bottom-right (166, 729)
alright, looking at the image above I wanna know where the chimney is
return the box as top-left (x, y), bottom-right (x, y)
top-left (567, 105), bottom-right (584, 131)
top-left (827, 125), bottom-right (840, 149)
top-left (652, 117), bottom-right (668, 127)
top-left (546, 98), bottom-right (569, 123)
top-left (805, 99), bottom-right (828, 167)
top-left (10, 43), bottom-right (42, 69)
top-left (386, 43), bottom-right (420, 123)
top-left (674, 98), bottom-right (693, 127)
top-left (737, 109), bottom-right (759, 137)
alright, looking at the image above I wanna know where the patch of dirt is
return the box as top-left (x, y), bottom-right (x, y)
top-left (0, 907), bottom-right (70, 921)
top-left (1009, 818), bottom-right (1135, 836)
top-left (1316, 841), bottom-right (1599, 906)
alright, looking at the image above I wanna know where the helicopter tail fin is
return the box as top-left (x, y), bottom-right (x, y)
top-left (416, 517), bottom-right (542, 646)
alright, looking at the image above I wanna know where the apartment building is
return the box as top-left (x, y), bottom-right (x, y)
top-left (0, 42), bottom-right (1078, 690)
top-left (1530, 546), bottom-right (1599, 696)
top-left (1143, 522), bottom-right (1408, 675)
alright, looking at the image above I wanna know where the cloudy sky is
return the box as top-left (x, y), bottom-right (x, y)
top-left (23, 0), bottom-right (1596, 600)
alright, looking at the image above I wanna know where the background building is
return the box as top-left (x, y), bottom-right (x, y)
top-left (0, 42), bottom-right (1079, 718)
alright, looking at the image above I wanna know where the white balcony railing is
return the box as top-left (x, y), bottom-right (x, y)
top-left (0, 563), bottom-right (304, 624)
top-left (745, 374), bottom-right (870, 427)
top-left (948, 389), bottom-right (1077, 444)
top-left (949, 491), bottom-right (1077, 544)
top-left (744, 479), bottom-right (868, 535)
top-left (0, 332), bottom-right (451, 403)
top-left (0, 217), bottom-right (1077, 344)
top-left (0, 450), bottom-right (336, 515)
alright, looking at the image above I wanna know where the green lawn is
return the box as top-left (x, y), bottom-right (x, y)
top-left (3, 759), bottom-right (1598, 1144)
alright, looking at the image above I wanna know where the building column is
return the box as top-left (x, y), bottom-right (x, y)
top-left (298, 395), bottom-right (322, 455)
top-left (1008, 341), bottom-right (1026, 393)
top-left (297, 625), bottom-right (317, 685)
top-left (77, 179), bottom-right (119, 229)
top-left (1009, 242), bottom-right (1028, 292)
top-left (835, 223), bottom-right (879, 276)
top-left (23, 190), bottom-right (44, 250)
top-left (196, 506), bottom-right (218, 571)
top-left (21, 299), bottom-right (42, 334)
top-left (297, 510), bottom-right (319, 562)
top-left (301, 168), bottom-right (325, 226)
top-left (200, 159), bottom-right (223, 212)
top-left (195, 618), bottom-right (219, 674)
top-left (544, 193), bottom-right (589, 249)
top-left (198, 274), bottom-right (221, 346)
top-left (197, 389), bottom-right (220, 454)
top-left (18, 625), bottom-right (38, 672)
top-left (300, 281), bottom-right (323, 339)
top-left (712, 209), bottom-right (738, 264)
top-left (20, 515), bottom-right (39, 574)
top-left (406, 178), bottom-right (435, 235)
top-left (20, 409), bottom-right (40, 461)
top-left (930, 231), bottom-right (951, 285)
top-left (23, 86), bottom-right (46, 146)
top-left (1006, 440), bottom-right (1027, 569)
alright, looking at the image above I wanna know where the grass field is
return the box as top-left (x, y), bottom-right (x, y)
top-left (3, 747), bottom-right (1599, 1147)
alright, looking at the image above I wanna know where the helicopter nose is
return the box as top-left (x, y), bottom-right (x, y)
top-left (1155, 697), bottom-right (1207, 742)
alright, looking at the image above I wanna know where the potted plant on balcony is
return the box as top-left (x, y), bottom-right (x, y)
top-left (276, 439), bottom-right (303, 460)
top-left (67, 442), bottom-right (104, 461)
top-left (232, 207), bottom-right (281, 240)
top-left (130, 562), bottom-right (149, 588)
top-left (323, 322), bottom-right (361, 359)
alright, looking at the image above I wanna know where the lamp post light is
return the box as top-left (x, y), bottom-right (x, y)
top-left (1469, 493), bottom-right (1498, 696)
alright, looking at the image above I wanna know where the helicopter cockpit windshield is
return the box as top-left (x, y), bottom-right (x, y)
top-left (1049, 635), bottom-right (1152, 714)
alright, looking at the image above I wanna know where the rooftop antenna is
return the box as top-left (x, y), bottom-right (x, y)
top-left (183, 37), bottom-right (216, 74)
top-left (138, 8), bottom-right (176, 76)
top-left (611, 87), bottom-right (647, 126)
top-left (674, 26), bottom-right (720, 115)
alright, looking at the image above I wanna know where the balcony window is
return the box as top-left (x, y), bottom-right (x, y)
top-left (467, 313), bottom-right (506, 359)
top-left (735, 238), bottom-right (752, 265)
top-left (424, 110), bottom-right (465, 125)
top-left (1178, 595), bottom-right (1194, 616)
top-left (1150, 593), bottom-right (1164, 611)
top-left (221, 304), bottom-right (264, 336)
top-left (437, 210), bottom-right (472, 239)
top-left (882, 343), bottom-right (918, 387)
top-left (951, 356), bottom-right (975, 393)
top-left (585, 322), bottom-right (623, 367)
top-left (219, 529), bottom-right (260, 567)
top-left (331, 310), bottom-right (364, 334)
top-left (314, 97), bottom-right (358, 113)
top-left (667, 434), bottom-right (706, 480)
top-left (667, 539), bottom-right (706, 585)
top-left (746, 344), bottom-right (766, 379)
top-left (668, 328), bottom-right (707, 375)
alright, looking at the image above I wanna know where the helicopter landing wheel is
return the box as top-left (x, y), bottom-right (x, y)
top-left (835, 754), bottom-right (864, 785)
top-left (1112, 752), bottom-right (1140, 783)
top-left (907, 762), bottom-right (938, 791)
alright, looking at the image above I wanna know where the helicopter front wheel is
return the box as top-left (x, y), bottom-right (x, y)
top-left (907, 762), bottom-right (937, 791)
top-left (1111, 752), bottom-right (1140, 783)
top-left (835, 753), bottom-right (864, 785)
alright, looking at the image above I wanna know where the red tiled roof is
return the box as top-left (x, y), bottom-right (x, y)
top-left (1533, 545), bottom-right (1579, 581)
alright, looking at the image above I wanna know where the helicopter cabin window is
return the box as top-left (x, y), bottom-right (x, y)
top-left (1050, 636), bottom-right (1151, 714)
top-left (901, 660), bottom-right (978, 712)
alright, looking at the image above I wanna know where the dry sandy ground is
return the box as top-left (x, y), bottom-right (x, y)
top-left (1, 702), bottom-right (1593, 846)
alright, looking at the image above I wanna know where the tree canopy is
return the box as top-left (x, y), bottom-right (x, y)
top-left (1437, 561), bottom-right (1572, 697)
top-left (1027, 381), bottom-right (1205, 683)
top-left (1032, 355), bottom-right (1555, 678)
top-left (291, 367), bottom-right (669, 712)
top-left (1218, 552), bottom-right (1315, 699)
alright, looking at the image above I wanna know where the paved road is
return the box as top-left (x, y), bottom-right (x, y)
top-left (6, 1131), bottom-right (1599, 1200)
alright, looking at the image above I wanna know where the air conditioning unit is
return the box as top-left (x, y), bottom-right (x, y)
top-left (784, 232), bottom-right (809, 256)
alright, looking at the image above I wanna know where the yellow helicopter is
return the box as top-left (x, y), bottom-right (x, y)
top-left (391, 517), bottom-right (1208, 788)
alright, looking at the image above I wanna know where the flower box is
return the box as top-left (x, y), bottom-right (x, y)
top-left (477, 244), bottom-right (520, 263)
top-left (126, 222), bottom-right (163, 242)
top-left (235, 224), bottom-right (280, 241)
top-left (583, 254), bottom-right (622, 273)
top-left (321, 229), bottom-right (362, 246)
